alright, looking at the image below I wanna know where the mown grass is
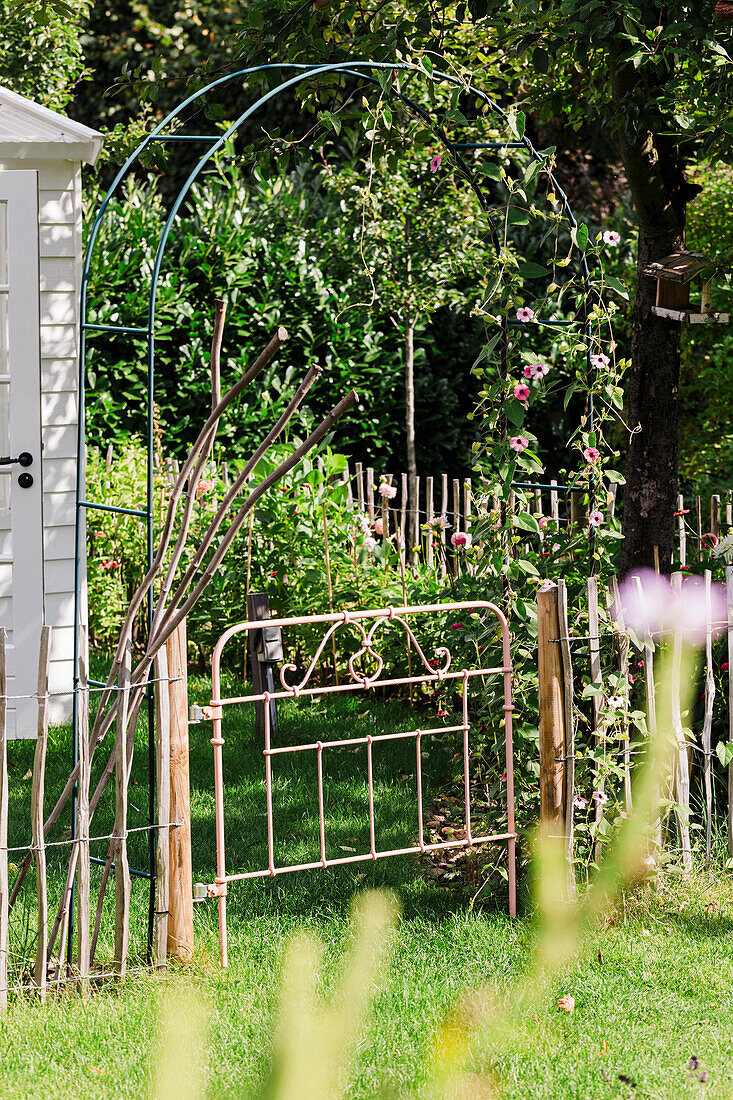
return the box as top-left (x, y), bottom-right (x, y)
top-left (2, 683), bottom-right (733, 1097)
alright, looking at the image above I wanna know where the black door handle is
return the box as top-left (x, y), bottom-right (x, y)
top-left (0, 452), bottom-right (32, 468)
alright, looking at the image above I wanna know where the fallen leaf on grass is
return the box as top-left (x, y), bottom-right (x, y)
top-left (87, 1067), bottom-right (107, 1077)
top-left (641, 928), bottom-right (651, 938)
top-left (556, 994), bottom-right (575, 1014)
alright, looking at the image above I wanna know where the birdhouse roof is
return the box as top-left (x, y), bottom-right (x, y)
top-left (0, 85), bottom-right (103, 165)
top-left (644, 251), bottom-right (716, 284)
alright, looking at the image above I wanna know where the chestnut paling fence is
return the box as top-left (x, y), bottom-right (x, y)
top-left (539, 568), bottom-right (733, 878)
top-left (0, 623), bottom-right (189, 1006)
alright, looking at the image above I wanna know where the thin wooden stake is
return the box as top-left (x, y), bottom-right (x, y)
top-left (726, 495), bottom-right (732, 528)
top-left (711, 494), bottom-right (721, 541)
top-left (557, 579), bottom-right (575, 889)
top-left (355, 462), bottom-right (364, 511)
top-left (343, 460), bottom-right (352, 505)
top-left (400, 472), bottom-right (408, 567)
top-left (426, 476), bottom-right (434, 567)
top-left (76, 627), bottom-right (91, 995)
top-left (0, 630), bottom-right (8, 1009)
top-left (671, 572), bottom-right (692, 871)
top-left (610, 577), bottom-right (632, 812)
top-left (322, 502), bottom-right (339, 685)
top-left (633, 576), bottom-right (660, 854)
top-left (381, 475), bottom-right (390, 541)
top-left (366, 467), bottom-right (375, 520)
top-left (114, 642), bottom-right (131, 974)
top-left (696, 495), bottom-right (703, 559)
top-left (452, 477), bottom-right (461, 534)
top-left (587, 578), bottom-right (603, 864)
top-left (89, 846), bottom-right (112, 968)
top-left (702, 570), bottom-right (715, 868)
top-left (153, 644), bottom-right (171, 968)
top-left (678, 493), bottom-right (687, 567)
top-left (411, 475), bottom-right (421, 567)
top-left (167, 620), bottom-right (193, 961)
top-left (537, 582), bottom-right (565, 833)
top-left (32, 626), bottom-right (51, 1001)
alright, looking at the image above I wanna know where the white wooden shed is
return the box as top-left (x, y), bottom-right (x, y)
top-left (0, 86), bottom-right (103, 737)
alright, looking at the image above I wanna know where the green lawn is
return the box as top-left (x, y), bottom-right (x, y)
top-left (2, 688), bottom-right (733, 1098)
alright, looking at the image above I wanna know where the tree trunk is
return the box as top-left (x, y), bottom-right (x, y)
top-left (619, 226), bottom-right (683, 576)
top-left (405, 315), bottom-right (418, 553)
top-left (611, 44), bottom-right (690, 576)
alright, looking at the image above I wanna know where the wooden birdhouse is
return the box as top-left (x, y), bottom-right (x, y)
top-left (644, 251), bottom-right (729, 324)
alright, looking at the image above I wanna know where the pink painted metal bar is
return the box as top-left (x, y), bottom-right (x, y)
top-left (264, 693), bottom-right (275, 876)
top-left (212, 667), bottom-right (506, 708)
top-left (264, 724), bottom-right (464, 756)
top-left (206, 601), bottom-right (517, 967)
top-left (316, 742), bottom-right (326, 867)
top-left (415, 730), bottom-right (425, 852)
top-left (462, 671), bottom-right (472, 845)
top-left (222, 834), bottom-right (516, 882)
top-left (366, 735), bottom-right (376, 858)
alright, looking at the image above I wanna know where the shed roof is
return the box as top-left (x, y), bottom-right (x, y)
top-left (644, 251), bottom-right (716, 284)
top-left (0, 85), bottom-right (103, 165)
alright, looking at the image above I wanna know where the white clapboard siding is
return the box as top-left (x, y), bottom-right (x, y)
top-left (41, 358), bottom-right (76, 393)
top-left (44, 524), bottom-right (75, 561)
top-left (41, 390), bottom-right (77, 426)
top-left (39, 223), bottom-right (75, 258)
top-left (39, 259), bottom-right (76, 293)
top-left (43, 492), bottom-right (76, 528)
top-left (42, 424), bottom-right (77, 459)
top-left (41, 291), bottom-right (75, 325)
top-left (38, 190), bottom-right (74, 221)
top-left (42, 457), bottom-right (76, 493)
top-left (40, 324), bottom-right (77, 358)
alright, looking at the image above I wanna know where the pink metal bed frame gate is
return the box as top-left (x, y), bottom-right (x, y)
top-left (201, 601), bottom-right (516, 966)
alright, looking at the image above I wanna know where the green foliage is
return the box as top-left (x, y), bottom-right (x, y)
top-left (0, 0), bottom-right (91, 111)
top-left (678, 161), bottom-right (733, 494)
top-left (84, 160), bottom-right (484, 473)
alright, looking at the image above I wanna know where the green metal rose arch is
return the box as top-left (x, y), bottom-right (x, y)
top-left (72, 59), bottom-right (595, 959)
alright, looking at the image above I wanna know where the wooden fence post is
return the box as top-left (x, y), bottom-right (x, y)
top-left (114, 641), bottom-right (131, 974)
top-left (587, 577), bottom-right (604, 864)
top-left (556, 579), bottom-right (575, 886)
top-left (32, 626), bottom-right (51, 1001)
top-left (154, 644), bottom-right (171, 969)
top-left (670, 572), bottom-right (693, 871)
top-left (76, 627), bottom-right (91, 996)
top-left (537, 582), bottom-right (566, 833)
top-left (247, 592), bottom-right (278, 739)
top-left (167, 619), bottom-right (194, 962)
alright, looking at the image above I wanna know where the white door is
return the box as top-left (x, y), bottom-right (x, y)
top-left (0, 171), bottom-right (45, 738)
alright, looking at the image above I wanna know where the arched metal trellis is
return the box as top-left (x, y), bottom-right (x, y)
top-left (74, 60), bottom-right (595, 960)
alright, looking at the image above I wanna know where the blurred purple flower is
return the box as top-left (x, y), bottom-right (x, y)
top-left (615, 568), bottom-right (726, 645)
